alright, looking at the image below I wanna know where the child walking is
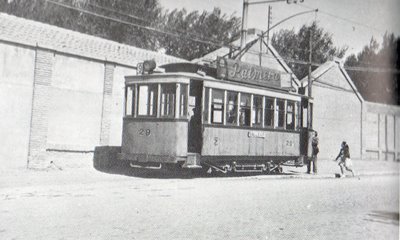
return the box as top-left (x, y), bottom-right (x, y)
top-left (334, 141), bottom-right (355, 178)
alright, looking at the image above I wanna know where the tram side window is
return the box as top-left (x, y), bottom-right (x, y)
top-left (276, 99), bottom-right (285, 128)
top-left (295, 102), bottom-right (300, 130)
top-left (302, 101), bottom-right (308, 128)
top-left (179, 84), bottom-right (187, 118)
top-left (310, 103), bottom-right (313, 128)
top-left (264, 97), bottom-right (274, 127)
top-left (160, 84), bottom-right (176, 118)
top-left (286, 101), bottom-right (295, 130)
top-left (204, 88), bottom-right (210, 123)
top-left (226, 91), bottom-right (238, 125)
top-left (239, 93), bottom-right (251, 126)
top-left (211, 89), bottom-right (224, 124)
top-left (252, 95), bottom-right (263, 126)
top-left (138, 84), bottom-right (157, 117)
top-left (125, 85), bottom-right (134, 116)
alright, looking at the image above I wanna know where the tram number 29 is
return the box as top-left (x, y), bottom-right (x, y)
top-left (138, 128), bottom-right (151, 136)
top-left (285, 140), bottom-right (294, 147)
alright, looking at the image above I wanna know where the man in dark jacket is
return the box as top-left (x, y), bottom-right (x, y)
top-left (335, 141), bottom-right (355, 177)
top-left (307, 131), bottom-right (319, 174)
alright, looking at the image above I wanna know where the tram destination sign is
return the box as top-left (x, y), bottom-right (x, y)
top-left (216, 57), bottom-right (291, 89)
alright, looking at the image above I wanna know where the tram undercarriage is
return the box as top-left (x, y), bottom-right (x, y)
top-left (93, 146), bottom-right (304, 175)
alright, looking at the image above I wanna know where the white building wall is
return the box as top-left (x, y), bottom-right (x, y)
top-left (0, 43), bottom-right (35, 169)
top-left (311, 67), bottom-right (362, 160)
top-left (47, 55), bottom-right (104, 150)
top-left (364, 102), bottom-right (400, 161)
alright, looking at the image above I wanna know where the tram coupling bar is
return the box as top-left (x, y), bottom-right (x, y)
top-left (129, 162), bottom-right (162, 170)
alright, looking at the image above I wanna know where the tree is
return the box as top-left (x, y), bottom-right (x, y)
top-left (0, 0), bottom-right (240, 60)
top-left (157, 8), bottom-right (240, 60)
top-left (345, 33), bottom-right (399, 105)
top-left (271, 21), bottom-right (347, 79)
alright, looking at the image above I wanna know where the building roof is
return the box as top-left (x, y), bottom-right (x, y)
top-left (0, 13), bottom-right (184, 67)
top-left (300, 59), bottom-right (364, 102)
top-left (192, 29), bottom-right (300, 88)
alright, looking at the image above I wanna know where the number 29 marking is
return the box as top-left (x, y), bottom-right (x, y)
top-left (139, 129), bottom-right (151, 136)
top-left (286, 140), bottom-right (294, 147)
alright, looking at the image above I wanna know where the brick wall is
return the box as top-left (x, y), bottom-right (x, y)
top-left (28, 49), bottom-right (54, 168)
top-left (99, 63), bottom-right (115, 146)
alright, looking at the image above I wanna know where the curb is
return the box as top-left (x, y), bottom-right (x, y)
top-left (252, 171), bottom-right (399, 180)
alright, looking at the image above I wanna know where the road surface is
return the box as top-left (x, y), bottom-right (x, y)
top-left (0, 170), bottom-right (398, 240)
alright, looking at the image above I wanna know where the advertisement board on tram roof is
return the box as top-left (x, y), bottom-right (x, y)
top-left (216, 57), bottom-right (292, 89)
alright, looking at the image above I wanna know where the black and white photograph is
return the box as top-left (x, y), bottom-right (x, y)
top-left (0, 0), bottom-right (399, 239)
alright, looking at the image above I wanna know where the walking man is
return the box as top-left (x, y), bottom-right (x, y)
top-left (307, 131), bottom-right (319, 174)
top-left (335, 141), bottom-right (355, 177)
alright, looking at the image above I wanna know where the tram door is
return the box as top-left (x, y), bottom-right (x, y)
top-left (188, 80), bottom-right (203, 153)
top-left (300, 97), bottom-right (313, 159)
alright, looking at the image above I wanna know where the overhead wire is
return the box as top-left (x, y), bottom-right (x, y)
top-left (44, 0), bottom-right (229, 48)
top-left (63, 0), bottom-right (237, 46)
top-left (42, 0), bottom-right (399, 74)
top-left (297, 4), bottom-right (385, 33)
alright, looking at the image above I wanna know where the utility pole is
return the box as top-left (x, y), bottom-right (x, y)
top-left (240, 0), bottom-right (249, 50)
top-left (307, 25), bottom-right (313, 128)
top-left (266, 5), bottom-right (272, 54)
top-left (240, 0), bottom-right (306, 53)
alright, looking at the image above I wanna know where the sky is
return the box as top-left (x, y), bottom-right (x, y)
top-left (158, 0), bottom-right (400, 57)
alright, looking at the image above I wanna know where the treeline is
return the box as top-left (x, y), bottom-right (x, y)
top-left (0, 0), bottom-right (240, 60)
top-left (1, 0), bottom-right (398, 104)
top-left (345, 34), bottom-right (400, 105)
top-left (272, 23), bottom-right (399, 105)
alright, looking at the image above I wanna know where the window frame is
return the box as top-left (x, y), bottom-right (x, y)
top-left (137, 84), bottom-right (158, 117)
top-left (286, 100), bottom-right (295, 130)
top-left (159, 83), bottom-right (176, 118)
top-left (210, 89), bottom-right (224, 124)
top-left (252, 95), bottom-right (263, 127)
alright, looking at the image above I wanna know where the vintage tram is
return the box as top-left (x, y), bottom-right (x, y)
top-left (94, 58), bottom-right (315, 174)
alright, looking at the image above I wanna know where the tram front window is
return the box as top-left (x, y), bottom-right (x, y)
top-left (211, 89), bottom-right (224, 124)
top-left (180, 84), bottom-right (188, 117)
top-left (125, 85), bottom-right (134, 116)
top-left (226, 91), bottom-right (238, 125)
top-left (160, 84), bottom-right (176, 118)
top-left (240, 93), bottom-right (251, 126)
top-left (138, 84), bottom-right (157, 117)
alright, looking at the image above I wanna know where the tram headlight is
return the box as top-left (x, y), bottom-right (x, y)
top-left (143, 60), bottom-right (156, 72)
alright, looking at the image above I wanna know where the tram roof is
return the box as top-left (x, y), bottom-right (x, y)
top-left (125, 70), bottom-right (303, 99)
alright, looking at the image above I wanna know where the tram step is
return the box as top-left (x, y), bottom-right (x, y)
top-left (182, 152), bottom-right (202, 169)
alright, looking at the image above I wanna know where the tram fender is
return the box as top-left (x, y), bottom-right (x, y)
top-left (93, 146), bottom-right (121, 170)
